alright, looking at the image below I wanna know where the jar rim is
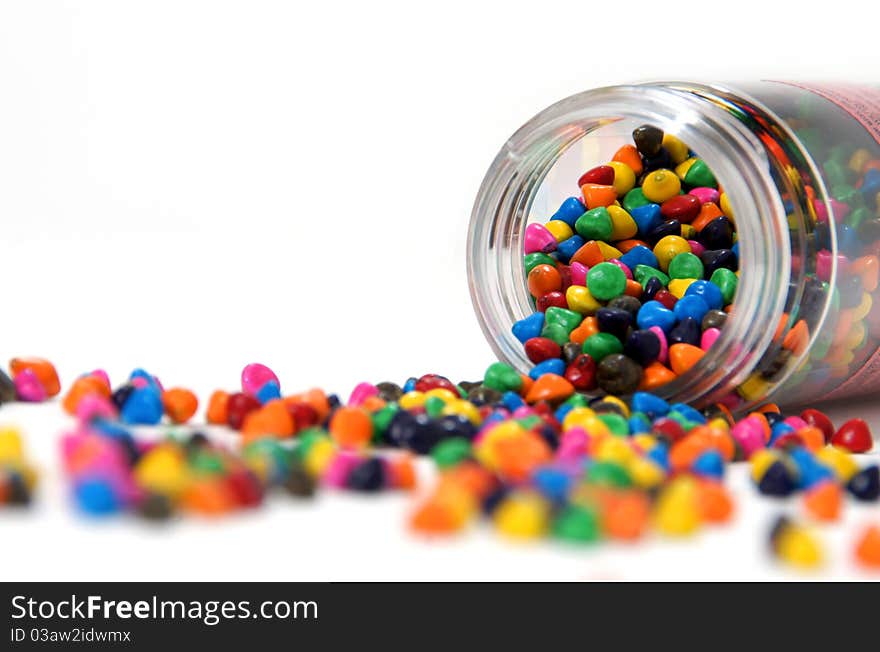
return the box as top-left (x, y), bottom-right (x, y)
top-left (467, 82), bottom-right (831, 408)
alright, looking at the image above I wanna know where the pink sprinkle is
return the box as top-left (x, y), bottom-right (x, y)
top-left (556, 428), bottom-right (588, 460)
top-left (241, 363), bottom-right (279, 396)
top-left (784, 416), bottom-right (809, 430)
top-left (816, 250), bottom-right (834, 282)
top-left (322, 452), bottom-right (360, 488)
top-left (730, 417), bottom-right (765, 459)
top-left (570, 262), bottom-right (589, 287)
top-left (700, 327), bottom-right (721, 350)
top-left (76, 394), bottom-right (118, 422)
top-left (524, 223), bottom-right (558, 254)
top-left (512, 406), bottom-right (535, 419)
top-left (813, 199), bottom-right (829, 223)
top-left (348, 382), bottom-right (378, 407)
top-left (608, 258), bottom-right (632, 279)
top-left (689, 187), bottom-right (720, 205)
top-left (649, 326), bottom-right (668, 363)
top-left (14, 369), bottom-right (47, 402)
top-left (130, 377), bottom-right (150, 389)
top-left (829, 198), bottom-right (851, 221)
top-left (687, 240), bottom-right (705, 256)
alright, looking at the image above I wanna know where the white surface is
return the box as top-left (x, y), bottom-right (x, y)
top-left (1, 399), bottom-right (879, 581)
top-left (1, 0), bottom-right (879, 581)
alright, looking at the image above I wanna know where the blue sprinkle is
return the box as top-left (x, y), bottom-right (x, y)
top-left (769, 422), bottom-right (796, 445)
top-left (685, 280), bottom-right (724, 310)
top-left (529, 358), bottom-right (566, 380)
top-left (502, 391), bottom-right (525, 412)
top-left (647, 444), bottom-right (670, 471)
top-left (692, 450), bottom-right (725, 479)
top-left (631, 392), bottom-right (670, 418)
top-left (129, 368), bottom-right (159, 389)
top-left (256, 380), bottom-right (282, 405)
top-left (630, 203), bottom-right (662, 236)
top-left (673, 294), bottom-right (710, 322)
top-left (74, 478), bottom-right (121, 516)
top-left (551, 197), bottom-right (587, 227)
top-left (669, 403), bottom-right (706, 424)
top-left (628, 412), bottom-right (652, 434)
top-left (483, 412), bottom-right (507, 427)
top-left (636, 300), bottom-right (677, 332)
top-left (512, 312), bottom-right (545, 344)
top-left (789, 447), bottom-right (834, 489)
top-left (837, 223), bottom-right (861, 258)
top-left (555, 403), bottom-right (574, 424)
top-left (402, 378), bottom-right (417, 393)
top-left (862, 169), bottom-right (880, 204)
top-left (619, 245), bottom-right (659, 271)
top-left (120, 387), bottom-right (163, 425)
top-left (531, 466), bottom-right (573, 502)
top-left (555, 235), bottom-right (585, 263)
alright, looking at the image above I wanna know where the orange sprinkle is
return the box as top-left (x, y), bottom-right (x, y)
top-left (696, 480), bottom-right (734, 523)
top-left (62, 375), bottom-right (111, 415)
top-left (803, 481), bottom-right (842, 522)
top-left (601, 491), bottom-right (650, 541)
top-left (524, 373), bottom-right (574, 404)
top-left (668, 343), bottom-right (705, 375)
top-left (569, 316), bottom-right (599, 345)
top-left (328, 406), bottom-right (373, 449)
top-left (854, 525), bottom-right (880, 569)
top-left (782, 319), bottom-right (810, 355)
top-left (691, 202), bottom-right (724, 232)
top-left (612, 144), bottom-right (643, 176)
top-left (161, 388), bottom-right (199, 424)
top-left (639, 362), bottom-right (677, 390)
top-left (581, 183), bottom-right (617, 209)
top-left (10, 357), bottom-right (61, 397)
top-left (206, 390), bottom-right (230, 425)
top-left (242, 400), bottom-right (296, 442)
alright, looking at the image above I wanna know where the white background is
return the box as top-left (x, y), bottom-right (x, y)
top-left (1, 0), bottom-right (879, 580)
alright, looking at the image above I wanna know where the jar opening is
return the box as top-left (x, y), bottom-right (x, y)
top-left (468, 84), bottom-right (820, 409)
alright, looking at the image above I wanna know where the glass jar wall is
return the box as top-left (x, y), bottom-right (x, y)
top-left (467, 81), bottom-right (880, 412)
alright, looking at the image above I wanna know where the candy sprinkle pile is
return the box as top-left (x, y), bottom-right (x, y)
top-left (517, 124), bottom-right (735, 395)
top-left (1, 355), bottom-right (879, 574)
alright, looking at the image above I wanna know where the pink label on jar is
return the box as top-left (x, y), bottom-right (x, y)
top-left (772, 81), bottom-right (880, 402)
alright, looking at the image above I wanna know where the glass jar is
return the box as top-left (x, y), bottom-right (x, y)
top-left (467, 81), bottom-right (880, 412)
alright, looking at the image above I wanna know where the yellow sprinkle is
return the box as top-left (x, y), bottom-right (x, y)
top-left (667, 277), bottom-right (697, 299)
top-left (607, 205), bottom-right (638, 240)
top-left (562, 407), bottom-right (597, 432)
top-left (424, 388), bottom-right (458, 403)
top-left (398, 391), bottom-right (427, 410)
top-left (303, 438), bottom-right (337, 477)
top-left (675, 157), bottom-right (698, 180)
top-left (545, 220), bottom-right (574, 242)
top-left (596, 241), bottom-right (623, 260)
top-left (662, 133), bottom-right (690, 164)
top-left (816, 446), bottom-right (859, 482)
top-left (776, 526), bottom-right (824, 568)
top-left (493, 491), bottom-right (550, 539)
top-left (607, 161), bottom-right (636, 195)
top-left (566, 285), bottom-right (601, 315)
